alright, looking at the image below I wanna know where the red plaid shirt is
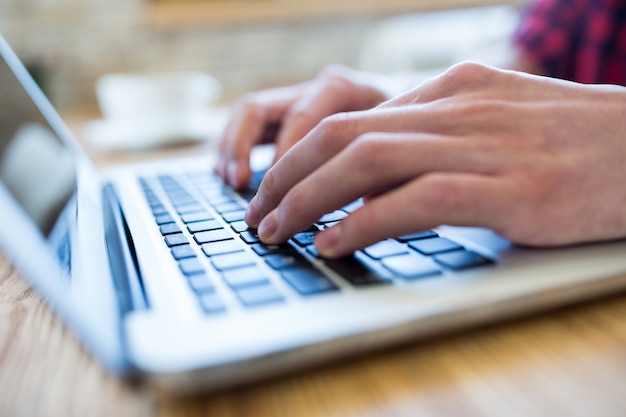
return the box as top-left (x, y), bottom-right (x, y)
top-left (513, 0), bottom-right (626, 85)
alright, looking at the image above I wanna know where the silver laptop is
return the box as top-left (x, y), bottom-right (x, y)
top-left (2, 34), bottom-right (626, 395)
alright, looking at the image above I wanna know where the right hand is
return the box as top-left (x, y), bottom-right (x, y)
top-left (214, 64), bottom-right (394, 189)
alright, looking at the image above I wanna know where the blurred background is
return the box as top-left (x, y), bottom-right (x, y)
top-left (0, 0), bottom-right (522, 115)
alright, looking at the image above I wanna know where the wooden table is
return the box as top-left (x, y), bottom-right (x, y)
top-left (2, 113), bottom-right (626, 416)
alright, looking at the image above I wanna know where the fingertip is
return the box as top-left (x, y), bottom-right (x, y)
top-left (257, 210), bottom-right (279, 242)
top-left (315, 226), bottom-right (342, 258)
top-left (245, 196), bottom-right (261, 227)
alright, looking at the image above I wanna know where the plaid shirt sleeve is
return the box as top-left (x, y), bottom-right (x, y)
top-left (513, 0), bottom-right (626, 86)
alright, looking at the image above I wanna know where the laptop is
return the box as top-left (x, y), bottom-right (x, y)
top-left (2, 34), bottom-right (626, 395)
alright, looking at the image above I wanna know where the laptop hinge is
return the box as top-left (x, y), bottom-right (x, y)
top-left (102, 183), bottom-right (150, 313)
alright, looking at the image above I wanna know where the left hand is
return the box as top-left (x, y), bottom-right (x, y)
top-left (244, 62), bottom-right (626, 258)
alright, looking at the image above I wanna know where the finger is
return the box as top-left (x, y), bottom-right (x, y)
top-left (254, 132), bottom-right (503, 243)
top-left (272, 69), bottom-right (388, 164)
top-left (218, 85), bottom-right (307, 188)
top-left (314, 173), bottom-right (513, 258)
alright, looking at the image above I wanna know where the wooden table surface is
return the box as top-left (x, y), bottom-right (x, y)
top-left (2, 113), bottom-right (626, 416)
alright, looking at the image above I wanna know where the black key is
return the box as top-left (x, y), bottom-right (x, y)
top-left (222, 266), bottom-right (270, 289)
top-left (201, 239), bottom-right (243, 257)
top-left (265, 253), bottom-right (308, 270)
top-left (165, 233), bottom-right (188, 247)
top-left (281, 267), bottom-right (338, 295)
top-left (240, 230), bottom-right (261, 244)
top-left (181, 211), bottom-right (213, 223)
top-left (179, 258), bottom-right (205, 276)
top-left (223, 210), bottom-right (246, 223)
top-left (324, 256), bottom-right (392, 286)
top-left (292, 231), bottom-right (319, 247)
top-left (188, 275), bottom-right (215, 293)
top-left (235, 284), bottom-right (285, 307)
top-left (433, 250), bottom-right (492, 270)
top-left (251, 243), bottom-right (295, 256)
top-left (194, 229), bottom-right (232, 244)
top-left (211, 252), bottom-right (256, 271)
top-left (382, 254), bottom-right (441, 279)
top-left (155, 213), bottom-right (174, 225)
top-left (409, 237), bottom-right (463, 255)
top-left (171, 244), bottom-right (196, 260)
top-left (198, 293), bottom-right (226, 314)
top-left (159, 223), bottom-right (182, 235)
top-left (397, 230), bottom-right (438, 242)
top-left (364, 240), bottom-right (409, 259)
top-left (187, 219), bottom-right (222, 233)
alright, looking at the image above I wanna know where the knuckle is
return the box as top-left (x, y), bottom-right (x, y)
top-left (349, 133), bottom-right (388, 165)
top-left (438, 61), bottom-right (495, 92)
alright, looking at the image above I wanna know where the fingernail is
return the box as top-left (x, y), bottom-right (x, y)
top-left (315, 225), bottom-right (340, 258)
top-left (257, 211), bottom-right (278, 241)
top-left (245, 197), bottom-right (260, 227)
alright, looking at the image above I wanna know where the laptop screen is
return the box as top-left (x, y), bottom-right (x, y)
top-left (0, 57), bottom-right (76, 237)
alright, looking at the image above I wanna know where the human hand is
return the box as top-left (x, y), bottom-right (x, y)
top-left (245, 62), bottom-right (626, 258)
top-left (214, 64), bottom-right (394, 189)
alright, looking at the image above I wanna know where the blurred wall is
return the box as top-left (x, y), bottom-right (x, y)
top-left (0, 0), bottom-right (381, 112)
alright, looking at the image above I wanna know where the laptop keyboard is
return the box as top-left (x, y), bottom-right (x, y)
top-left (139, 171), bottom-right (492, 315)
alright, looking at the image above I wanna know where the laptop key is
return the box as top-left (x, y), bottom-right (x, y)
top-left (397, 230), bottom-right (438, 242)
top-left (211, 252), bottom-right (256, 271)
top-left (159, 223), bottom-right (182, 235)
top-left (165, 233), bottom-right (188, 247)
top-left (213, 201), bottom-right (243, 214)
top-left (179, 258), bottom-right (205, 276)
top-left (181, 211), bottom-right (214, 223)
top-left (223, 210), bottom-right (246, 223)
top-left (151, 205), bottom-right (169, 216)
top-left (292, 231), bottom-right (319, 247)
top-left (155, 213), bottom-right (174, 225)
top-left (265, 253), bottom-right (308, 270)
top-left (187, 219), bottom-right (222, 233)
top-left (171, 244), bottom-right (196, 260)
top-left (240, 230), bottom-right (261, 244)
top-left (194, 229), bottom-right (232, 244)
top-left (381, 254), bottom-right (441, 279)
top-left (201, 239), bottom-right (243, 257)
top-left (317, 210), bottom-right (347, 224)
top-left (236, 284), bottom-right (285, 307)
top-left (174, 202), bottom-right (204, 214)
top-left (409, 237), bottom-right (463, 255)
top-left (364, 239), bottom-right (409, 259)
top-left (188, 275), bottom-right (216, 293)
top-left (433, 250), bottom-right (492, 270)
top-left (281, 267), bottom-right (338, 295)
top-left (222, 266), bottom-right (270, 289)
top-left (198, 293), bottom-right (226, 315)
top-left (230, 221), bottom-right (251, 233)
